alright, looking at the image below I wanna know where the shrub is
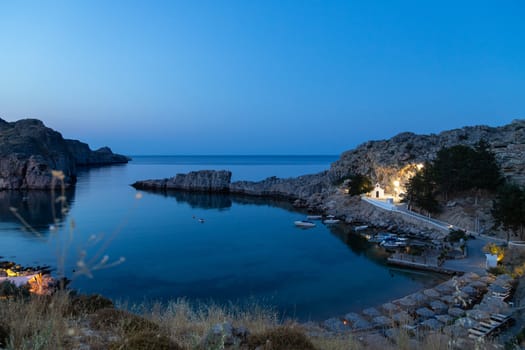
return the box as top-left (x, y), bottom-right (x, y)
top-left (487, 266), bottom-right (508, 275)
top-left (447, 229), bottom-right (467, 242)
top-left (483, 242), bottom-right (505, 261)
top-left (69, 294), bottom-right (114, 315)
top-left (0, 322), bottom-right (8, 348)
top-left (247, 326), bottom-right (317, 350)
top-left (109, 331), bottom-right (183, 350)
top-left (90, 308), bottom-right (160, 334)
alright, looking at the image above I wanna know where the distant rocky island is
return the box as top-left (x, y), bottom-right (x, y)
top-left (0, 118), bottom-right (129, 189)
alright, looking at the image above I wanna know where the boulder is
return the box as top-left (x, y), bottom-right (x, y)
top-left (322, 317), bottom-right (348, 332)
top-left (199, 322), bottom-right (249, 349)
top-left (362, 307), bottom-right (382, 319)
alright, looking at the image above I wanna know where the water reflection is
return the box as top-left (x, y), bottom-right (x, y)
top-left (0, 189), bottom-right (75, 233)
top-left (147, 189), bottom-right (299, 213)
top-left (168, 191), bottom-right (232, 210)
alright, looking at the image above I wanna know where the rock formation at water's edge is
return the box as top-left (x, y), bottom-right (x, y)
top-left (132, 170), bottom-right (232, 192)
top-left (132, 119), bottom-right (525, 236)
top-left (0, 118), bottom-right (129, 189)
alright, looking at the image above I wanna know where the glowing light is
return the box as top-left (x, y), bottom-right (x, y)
top-left (393, 180), bottom-right (400, 187)
top-left (416, 163), bottom-right (424, 170)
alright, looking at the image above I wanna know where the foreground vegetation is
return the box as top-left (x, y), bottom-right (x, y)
top-left (0, 281), bottom-right (516, 350)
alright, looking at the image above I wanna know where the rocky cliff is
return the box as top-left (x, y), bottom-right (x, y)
top-left (230, 172), bottom-right (332, 199)
top-left (133, 170), bottom-right (332, 199)
top-left (65, 140), bottom-right (129, 165)
top-left (328, 119), bottom-right (525, 192)
top-left (0, 118), bottom-right (128, 189)
top-left (132, 170), bottom-right (232, 192)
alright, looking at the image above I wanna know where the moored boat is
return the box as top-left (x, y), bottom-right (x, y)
top-left (369, 232), bottom-right (396, 243)
top-left (306, 215), bottom-right (323, 220)
top-left (294, 220), bottom-right (316, 228)
top-left (323, 219), bottom-right (340, 224)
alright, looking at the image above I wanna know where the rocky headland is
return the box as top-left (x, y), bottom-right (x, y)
top-left (0, 118), bottom-right (129, 190)
top-left (133, 119), bottom-right (525, 237)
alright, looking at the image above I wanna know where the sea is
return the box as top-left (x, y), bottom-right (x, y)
top-left (0, 155), bottom-right (445, 321)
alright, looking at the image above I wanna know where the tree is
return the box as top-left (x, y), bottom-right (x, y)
top-left (403, 163), bottom-right (440, 214)
top-left (492, 183), bottom-right (525, 241)
top-left (346, 174), bottom-right (373, 195)
top-left (471, 140), bottom-right (503, 190)
top-left (433, 145), bottom-right (477, 198)
top-left (432, 142), bottom-right (502, 199)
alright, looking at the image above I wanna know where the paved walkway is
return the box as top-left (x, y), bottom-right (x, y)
top-left (441, 238), bottom-right (487, 275)
top-left (361, 196), bottom-right (510, 275)
top-left (361, 197), bottom-right (451, 232)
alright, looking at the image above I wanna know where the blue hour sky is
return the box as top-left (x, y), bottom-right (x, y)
top-left (0, 1), bottom-right (523, 155)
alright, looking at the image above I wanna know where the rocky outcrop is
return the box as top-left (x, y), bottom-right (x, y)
top-left (65, 140), bottom-right (129, 165)
top-left (328, 119), bottom-right (525, 191)
top-left (0, 118), bottom-right (128, 189)
top-left (132, 170), bottom-right (232, 192)
top-left (133, 170), bottom-right (332, 200)
top-left (132, 120), bottom-right (524, 236)
top-left (230, 172), bottom-right (332, 199)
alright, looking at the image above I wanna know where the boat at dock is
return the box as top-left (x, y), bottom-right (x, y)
top-left (379, 236), bottom-right (408, 249)
top-left (323, 219), bottom-right (340, 224)
top-left (354, 225), bottom-right (369, 231)
top-left (306, 215), bottom-right (323, 220)
top-left (369, 232), bottom-right (396, 243)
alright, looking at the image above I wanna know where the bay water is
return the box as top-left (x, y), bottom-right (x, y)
top-left (0, 155), bottom-right (444, 320)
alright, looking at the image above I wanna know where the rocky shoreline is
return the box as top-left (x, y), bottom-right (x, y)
top-left (0, 118), bottom-right (129, 189)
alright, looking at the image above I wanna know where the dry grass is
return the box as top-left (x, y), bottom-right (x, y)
top-left (132, 298), bottom-right (281, 348)
top-left (246, 325), bottom-right (316, 350)
top-left (0, 289), bottom-right (510, 350)
top-left (308, 334), bottom-right (361, 350)
top-left (0, 291), bottom-right (76, 350)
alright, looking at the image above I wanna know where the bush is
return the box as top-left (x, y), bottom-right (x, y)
top-left (69, 294), bottom-right (114, 315)
top-left (447, 229), bottom-right (467, 242)
top-left (488, 266), bottom-right (508, 275)
top-left (0, 322), bottom-right (8, 348)
top-left (0, 281), bottom-right (30, 299)
top-left (247, 326), bottom-right (316, 350)
top-left (109, 331), bottom-right (183, 350)
top-left (483, 242), bottom-right (505, 261)
top-left (90, 308), bottom-right (160, 334)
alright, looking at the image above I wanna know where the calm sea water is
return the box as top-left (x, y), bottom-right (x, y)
top-left (0, 155), bottom-right (444, 320)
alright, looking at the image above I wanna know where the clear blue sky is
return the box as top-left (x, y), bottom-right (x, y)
top-left (0, 1), bottom-right (523, 155)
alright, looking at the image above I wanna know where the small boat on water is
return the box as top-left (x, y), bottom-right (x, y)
top-left (306, 215), bottom-right (323, 220)
top-left (354, 225), bottom-right (369, 232)
top-left (379, 235), bottom-right (408, 248)
top-left (369, 232), bottom-right (395, 243)
top-left (294, 220), bottom-right (316, 228)
top-left (323, 219), bottom-right (340, 224)
top-left (380, 238), bottom-right (399, 249)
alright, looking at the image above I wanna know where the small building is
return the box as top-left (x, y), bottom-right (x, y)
top-left (485, 254), bottom-right (498, 269)
top-left (369, 183), bottom-right (385, 199)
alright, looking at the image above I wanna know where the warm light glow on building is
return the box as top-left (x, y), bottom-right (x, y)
top-left (416, 163), bottom-right (424, 170)
top-left (393, 180), bottom-right (400, 188)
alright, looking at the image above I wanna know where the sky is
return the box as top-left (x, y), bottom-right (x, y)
top-left (0, 1), bottom-right (524, 155)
